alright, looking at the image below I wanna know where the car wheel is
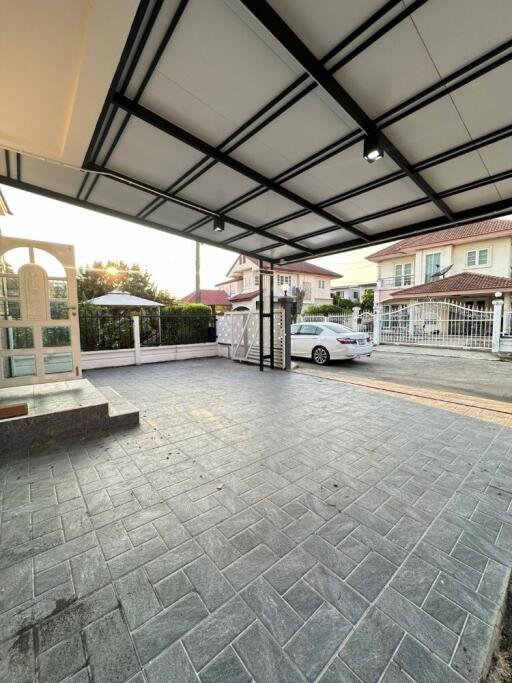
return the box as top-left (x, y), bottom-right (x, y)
top-left (312, 346), bottom-right (329, 365)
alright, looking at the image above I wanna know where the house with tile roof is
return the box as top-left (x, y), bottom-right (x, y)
top-left (367, 219), bottom-right (512, 317)
top-left (179, 289), bottom-right (230, 313)
top-left (216, 255), bottom-right (341, 311)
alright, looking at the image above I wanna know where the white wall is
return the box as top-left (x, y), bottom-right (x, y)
top-left (82, 343), bottom-right (218, 370)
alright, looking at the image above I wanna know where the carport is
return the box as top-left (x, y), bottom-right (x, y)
top-left (2, 3), bottom-right (512, 682)
top-left (2, 0), bottom-right (512, 276)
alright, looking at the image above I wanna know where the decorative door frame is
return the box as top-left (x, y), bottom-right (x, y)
top-left (0, 235), bottom-right (82, 387)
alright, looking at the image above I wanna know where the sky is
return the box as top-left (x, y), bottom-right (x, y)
top-left (0, 185), bottom-right (380, 296)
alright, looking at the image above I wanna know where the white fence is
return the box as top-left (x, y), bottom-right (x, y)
top-left (380, 301), bottom-right (493, 350)
top-left (299, 300), bottom-right (510, 353)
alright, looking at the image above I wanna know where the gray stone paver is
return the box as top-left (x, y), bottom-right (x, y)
top-left (1, 357), bottom-right (512, 682)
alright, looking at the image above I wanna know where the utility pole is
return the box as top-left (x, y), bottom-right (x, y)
top-left (195, 242), bottom-right (201, 303)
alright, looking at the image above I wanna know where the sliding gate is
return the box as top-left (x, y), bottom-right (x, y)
top-left (217, 266), bottom-right (286, 369)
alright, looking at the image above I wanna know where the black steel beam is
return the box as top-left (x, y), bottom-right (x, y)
top-left (137, 0), bottom-right (409, 220)
top-left (82, 0), bottom-right (189, 203)
top-left (86, 162), bottom-right (309, 253)
top-left (239, 0), bottom-right (452, 223)
top-left (113, 93), bottom-right (370, 241)
top-left (78, 0), bottom-right (158, 199)
top-left (0, 174), bottom-right (279, 263)
top-left (156, 13), bottom-right (511, 247)
top-left (279, 195), bottom-right (512, 264)
top-left (253, 121), bottom-right (512, 241)
top-left (275, 165), bottom-right (512, 249)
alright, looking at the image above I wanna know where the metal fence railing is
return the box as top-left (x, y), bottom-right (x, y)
top-left (139, 315), bottom-right (216, 347)
top-left (380, 301), bottom-right (493, 350)
top-left (79, 313), bottom-right (134, 351)
top-left (79, 313), bottom-right (216, 351)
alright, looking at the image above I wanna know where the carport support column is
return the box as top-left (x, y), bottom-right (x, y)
top-left (373, 303), bottom-right (381, 346)
top-left (492, 297), bottom-right (504, 354)
top-left (133, 315), bottom-right (142, 365)
top-left (259, 259), bottom-right (264, 371)
top-left (279, 296), bottom-right (293, 370)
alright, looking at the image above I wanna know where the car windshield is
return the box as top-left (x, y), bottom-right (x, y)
top-left (291, 324), bottom-right (300, 334)
top-left (322, 323), bottom-right (353, 334)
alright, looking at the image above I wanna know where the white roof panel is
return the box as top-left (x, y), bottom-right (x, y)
top-left (445, 185), bottom-right (502, 213)
top-left (227, 190), bottom-right (302, 225)
top-left (335, 17), bottom-right (440, 120)
top-left (21, 157), bottom-right (84, 197)
top-left (411, 0), bottom-right (512, 76)
top-left (107, 117), bottom-right (203, 190)
top-left (147, 201), bottom-right (205, 230)
top-left (267, 0), bottom-right (386, 59)
top-left (282, 140), bottom-right (401, 203)
top-left (358, 204), bottom-right (443, 235)
top-left (88, 176), bottom-right (156, 215)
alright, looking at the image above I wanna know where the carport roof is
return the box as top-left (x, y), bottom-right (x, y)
top-left (1, 1), bottom-right (512, 264)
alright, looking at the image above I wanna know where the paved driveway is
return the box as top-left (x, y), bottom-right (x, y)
top-left (294, 348), bottom-right (512, 402)
top-left (1, 358), bottom-right (511, 682)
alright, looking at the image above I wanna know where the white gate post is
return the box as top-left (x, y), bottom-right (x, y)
top-left (352, 306), bottom-right (360, 331)
top-left (492, 297), bottom-right (504, 354)
top-left (133, 315), bottom-right (142, 365)
top-left (373, 303), bottom-right (381, 345)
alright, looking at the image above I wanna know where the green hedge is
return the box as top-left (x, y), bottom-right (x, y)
top-left (160, 303), bottom-right (212, 316)
top-left (303, 304), bottom-right (352, 315)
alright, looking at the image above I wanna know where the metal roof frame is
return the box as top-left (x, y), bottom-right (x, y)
top-left (2, 0), bottom-right (512, 264)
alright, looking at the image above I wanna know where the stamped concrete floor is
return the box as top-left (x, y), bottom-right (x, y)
top-left (1, 358), bottom-right (512, 683)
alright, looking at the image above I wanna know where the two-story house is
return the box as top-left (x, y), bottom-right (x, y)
top-left (216, 255), bottom-right (341, 311)
top-left (368, 219), bottom-right (512, 316)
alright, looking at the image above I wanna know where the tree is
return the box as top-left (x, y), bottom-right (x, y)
top-left (330, 292), bottom-right (355, 311)
top-left (292, 286), bottom-right (306, 315)
top-left (360, 288), bottom-right (374, 311)
top-left (77, 260), bottom-right (160, 302)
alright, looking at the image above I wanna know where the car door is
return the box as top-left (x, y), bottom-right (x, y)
top-left (295, 324), bottom-right (321, 357)
top-left (290, 323), bottom-right (301, 356)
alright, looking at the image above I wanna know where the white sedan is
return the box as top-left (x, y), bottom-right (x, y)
top-left (291, 322), bottom-right (373, 365)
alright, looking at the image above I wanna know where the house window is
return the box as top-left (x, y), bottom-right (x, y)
top-left (318, 280), bottom-right (325, 289)
top-left (466, 248), bottom-right (490, 267)
top-left (277, 274), bottom-right (291, 286)
top-left (394, 263), bottom-right (413, 287)
top-left (425, 252), bottom-right (441, 282)
top-left (254, 274), bottom-right (260, 287)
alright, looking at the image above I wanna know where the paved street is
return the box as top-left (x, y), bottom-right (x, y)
top-left (1, 358), bottom-right (511, 682)
top-left (295, 348), bottom-right (512, 402)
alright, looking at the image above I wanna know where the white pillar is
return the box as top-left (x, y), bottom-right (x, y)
top-left (373, 303), bottom-right (381, 345)
top-left (492, 298), bottom-right (504, 354)
top-left (503, 293), bottom-right (512, 335)
top-left (352, 306), bottom-right (360, 331)
top-left (133, 315), bottom-right (142, 365)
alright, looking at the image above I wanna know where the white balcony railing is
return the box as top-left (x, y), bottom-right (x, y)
top-left (378, 275), bottom-right (414, 290)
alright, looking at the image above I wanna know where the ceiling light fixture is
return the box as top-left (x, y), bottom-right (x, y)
top-left (363, 131), bottom-right (384, 163)
top-left (213, 216), bottom-right (225, 232)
